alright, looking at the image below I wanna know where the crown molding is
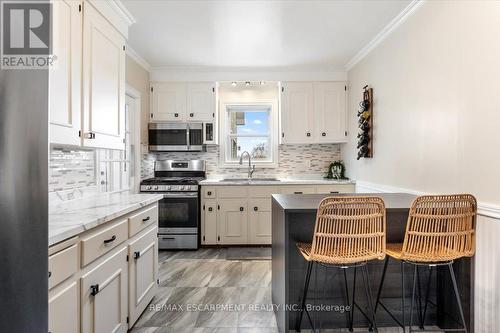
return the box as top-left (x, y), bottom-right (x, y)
top-left (345, 0), bottom-right (425, 71)
top-left (110, 0), bottom-right (136, 26)
top-left (126, 45), bottom-right (151, 72)
top-left (356, 180), bottom-right (500, 220)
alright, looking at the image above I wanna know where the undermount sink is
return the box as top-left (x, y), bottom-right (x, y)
top-left (219, 178), bottom-right (281, 183)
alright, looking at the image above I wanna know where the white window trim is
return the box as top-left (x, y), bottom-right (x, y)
top-left (219, 100), bottom-right (279, 168)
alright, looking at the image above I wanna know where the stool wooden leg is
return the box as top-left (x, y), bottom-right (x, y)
top-left (296, 261), bottom-right (313, 332)
top-left (448, 263), bottom-right (468, 333)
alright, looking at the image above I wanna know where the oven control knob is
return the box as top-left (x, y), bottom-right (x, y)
top-left (147, 186), bottom-right (152, 190)
top-left (154, 186), bottom-right (159, 190)
top-left (165, 186), bottom-right (171, 191)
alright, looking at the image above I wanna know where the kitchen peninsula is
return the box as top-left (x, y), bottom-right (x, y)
top-left (271, 193), bottom-right (474, 333)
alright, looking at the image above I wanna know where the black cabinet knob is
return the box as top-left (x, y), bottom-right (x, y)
top-left (322, 132), bottom-right (326, 136)
top-left (90, 284), bottom-right (99, 296)
top-left (174, 113), bottom-right (179, 117)
top-left (207, 191), bottom-right (212, 195)
top-left (254, 207), bottom-right (258, 211)
top-left (208, 207), bottom-right (213, 212)
top-left (190, 113), bottom-right (194, 117)
top-left (240, 207), bottom-right (244, 211)
top-left (134, 251), bottom-right (141, 259)
top-left (306, 132), bottom-right (311, 137)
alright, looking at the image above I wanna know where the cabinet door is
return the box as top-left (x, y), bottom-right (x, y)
top-left (49, 0), bottom-right (81, 146)
top-left (186, 82), bottom-right (216, 122)
top-left (218, 199), bottom-right (248, 244)
top-left (248, 199), bottom-right (272, 245)
top-left (281, 82), bottom-right (314, 144)
top-left (202, 200), bottom-right (218, 245)
top-left (81, 247), bottom-right (128, 333)
top-left (49, 281), bottom-right (78, 333)
top-left (314, 82), bottom-right (347, 143)
top-left (128, 226), bottom-right (158, 327)
top-left (82, 2), bottom-right (126, 150)
top-left (151, 82), bottom-right (186, 121)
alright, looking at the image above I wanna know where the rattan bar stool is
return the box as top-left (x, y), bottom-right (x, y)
top-left (373, 194), bottom-right (477, 333)
top-left (295, 196), bottom-right (386, 332)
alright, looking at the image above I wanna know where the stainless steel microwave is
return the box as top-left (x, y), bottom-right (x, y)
top-left (148, 123), bottom-right (204, 152)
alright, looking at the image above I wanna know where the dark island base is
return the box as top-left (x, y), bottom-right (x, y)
top-left (271, 194), bottom-right (473, 333)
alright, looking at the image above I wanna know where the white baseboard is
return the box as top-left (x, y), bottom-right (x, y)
top-left (355, 180), bottom-right (499, 219)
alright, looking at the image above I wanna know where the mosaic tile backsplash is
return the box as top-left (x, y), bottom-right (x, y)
top-left (141, 144), bottom-right (342, 179)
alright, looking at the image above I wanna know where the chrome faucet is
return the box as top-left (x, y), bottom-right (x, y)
top-left (239, 151), bottom-right (255, 179)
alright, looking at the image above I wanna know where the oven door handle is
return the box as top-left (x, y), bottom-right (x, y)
top-left (161, 192), bottom-right (198, 198)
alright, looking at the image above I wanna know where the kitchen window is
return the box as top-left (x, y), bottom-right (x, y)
top-left (221, 103), bottom-right (278, 167)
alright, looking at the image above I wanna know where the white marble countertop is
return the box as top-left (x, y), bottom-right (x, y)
top-left (49, 192), bottom-right (163, 246)
top-left (200, 177), bottom-right (356, 186)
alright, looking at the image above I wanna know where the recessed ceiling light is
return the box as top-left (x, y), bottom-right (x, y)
top-left (260, 81), bottom-right (265, 85)
top-left (231, 82), bottom-right (237, 87)
top-left (245, 82), bottom-right (251, 86)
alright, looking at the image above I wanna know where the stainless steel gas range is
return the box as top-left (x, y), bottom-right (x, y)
top-left (140, 160), bottom-right (205, 250)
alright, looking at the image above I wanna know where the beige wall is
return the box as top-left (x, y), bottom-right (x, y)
top-left (126, 55), bottom-right (150, 144)
top-left (344, 2), bottom-right (500, 331)
top-left (344, 1), bottom-right (500, 205)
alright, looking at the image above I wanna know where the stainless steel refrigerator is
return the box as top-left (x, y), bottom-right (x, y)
top-left (0, 57), bottom-right (48, 330)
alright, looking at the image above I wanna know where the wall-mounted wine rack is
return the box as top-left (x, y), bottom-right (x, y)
top-left (357, 86), bottom-right (373, 160)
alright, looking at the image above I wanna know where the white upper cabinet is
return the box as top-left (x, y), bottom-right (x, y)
top-left (150, 82), bottom-right (186, 121)
top-left (314, 82), bottom-right (347, 143)
top-left (281, 81), bottom-right (347, 144)
top-left (151, 82), bottom-right (216, 123)
top-left (82, 2), bottom-right (126, 150)
top-left (281, 82), bottom-right (315, 144)
top-left (186, 82), bottom-right (216, 122)
top-left (49, 0), bottom-right (82, 146)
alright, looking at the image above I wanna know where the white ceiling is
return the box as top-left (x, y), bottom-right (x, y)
top-left (122, 0), bottom-right (411, 71)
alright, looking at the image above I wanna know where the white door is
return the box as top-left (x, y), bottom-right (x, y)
top-left (81, 247), bottom-right (128, 333)
top-left (128, 226), bottom-right (158, 327)
top-left (49, 281), bottom-right (78, 333)
top-left (248, 199), bottom-right (272, 245)
top-left (314, 82), bottom-right (347, 143)
top-left (150, 82), bottom-right (186, 121)
top-left (82, 2), bottom-right (126, 150)
top-left (49, 0), bottom-right (81, 146)
top-left (186, 82), bottom-right (216, 122)
top-left (218, 199), bottom-right (248, 244)
top-left (202, 200), bottom-right (218, 245)
top-left (281, 82), bottom-right (314, 144)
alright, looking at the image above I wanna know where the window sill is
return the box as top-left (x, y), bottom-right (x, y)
top-left (220, 161), bottom-right (278, 169)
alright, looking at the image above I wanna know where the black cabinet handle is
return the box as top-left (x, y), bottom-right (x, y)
top-left (306, 132), bottom-right (311, 137)
top-left (103, 235), bottom-right (116, 244)
top-left (330, 191), bottom-right (339, 194)
top-left (90, 284), bottom-right (99, 296)
top-left (190, 113), bottom-right (194, 117)
top-left (240, 207), bottom-right (244, 211)
top-left (48, 271), bottom-right (51, 278)
top-left (254, 207), bottom-right (258, 211)
top-left (162, 237), bottom-right (175, 240)
top-left (322, 132), bottom-right (326, 137)
top-left (208, 207), bottom-right (213, 212)
top-left (134, 251), bottom-right (141, 259)
top-left (174, 113), bottom-right (179, 117)
top-left (142, 216), bottom-right (150, 222)
top-left (207, 191), bottom-right (212, 195)
top-left (294, 191), bottom-right (303, 194)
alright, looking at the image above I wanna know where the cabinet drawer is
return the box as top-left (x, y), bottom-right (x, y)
top-left (49, 244), bottom-right (78, 290)
top-left (248, 186), bottom-right (280, 198)
top-left (248, 198), bottom-right (272, 212)
top-left (202, 186), bottom-right (217, 199)
top-left (280, 186), bottom-right (316, 194)
top-left (81, 219), bottom-right (128, 267)
top-left (315, 184), bottom-right (355, 194)
top-left (217, 186), bottom-right (248, 198)
top-left (128, 204), bottom-right (158, 237)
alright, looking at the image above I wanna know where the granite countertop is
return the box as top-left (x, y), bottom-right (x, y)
top-left (272, 192), bottom-right (417, 211)
top-left (200, 177), bottom-right (356, 186)
top-left (49, 192), bottom-right (164, 246)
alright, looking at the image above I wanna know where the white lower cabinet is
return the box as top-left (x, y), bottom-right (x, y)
top-left (201, 184), bottom-right (355, 245)
top-left (81, 247), bottom-right (128, 333)
top-left (218, 199), bottom-right (248, 244)
top-left (49, 281), bottom-right (78, 333)
top-left (128, 226), bottom-right (158, 328)
top-left (248, 199), bottom-right (272, 244)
